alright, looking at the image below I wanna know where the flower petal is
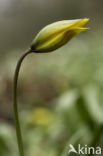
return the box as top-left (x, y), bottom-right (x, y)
top-left (31, 18), bottom-right (89, 53)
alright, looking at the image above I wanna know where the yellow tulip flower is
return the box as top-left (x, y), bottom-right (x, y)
top-left (31, 18), bottom-right (89, 53)
top-left (29, 108), bottom-right (53, 126)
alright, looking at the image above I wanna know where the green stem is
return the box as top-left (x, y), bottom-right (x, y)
top-left (13, 48), bottom-right (33, 156)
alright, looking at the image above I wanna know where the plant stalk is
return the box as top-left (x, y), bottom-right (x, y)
top-left (13, 48), bottom-right (32, 156)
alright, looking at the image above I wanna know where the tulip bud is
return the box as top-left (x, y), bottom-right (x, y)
top-left (31, 18), bottom-right (89, 53)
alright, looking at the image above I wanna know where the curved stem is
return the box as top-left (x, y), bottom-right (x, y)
top-left (13, 48), bottom-right (33, 156)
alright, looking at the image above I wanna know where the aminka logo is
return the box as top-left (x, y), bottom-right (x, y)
top-left (68, 144), bottom-right (102, 155)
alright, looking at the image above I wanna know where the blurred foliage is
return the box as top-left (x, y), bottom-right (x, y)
top-left (0, 33), bottom-right (103, 155)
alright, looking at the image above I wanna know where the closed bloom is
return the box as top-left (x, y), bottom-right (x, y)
top-left (31, 18), bottom-right (89, 53)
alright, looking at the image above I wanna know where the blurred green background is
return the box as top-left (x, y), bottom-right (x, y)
top-left (0, 0), bottom-right (103, 156)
